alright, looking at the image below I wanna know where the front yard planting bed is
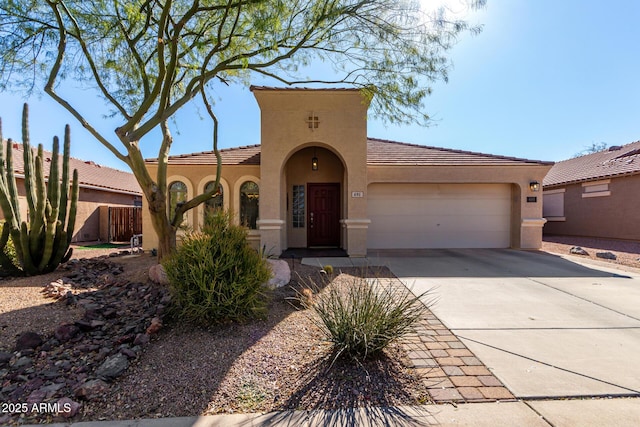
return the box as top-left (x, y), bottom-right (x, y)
top-left (0, 254), bottom-right (430, 424)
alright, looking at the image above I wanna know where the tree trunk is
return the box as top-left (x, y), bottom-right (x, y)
top-left (144, 181), bottom-right (176, 261)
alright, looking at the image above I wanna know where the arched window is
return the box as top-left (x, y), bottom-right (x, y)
top-left (204, 181), bottom-right (224, 216)
top-left (240, 181), bottom-right (259, 229)
top-left (168, 181), bottom-right (187, 223)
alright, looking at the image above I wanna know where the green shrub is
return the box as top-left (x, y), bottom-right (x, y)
top-left (162, 210), bottom-right (272, 325)
top-left (0, 221), bottom-right (18, 276)
top-left (304, 275), bottom-right (431, 362)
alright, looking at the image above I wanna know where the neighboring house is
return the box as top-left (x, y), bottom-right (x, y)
top-left (143, 87), bottom-right (552, 256)
top-left (2, 143), bottom-right (143, 243)
top-left (543, 141), bottom-right (640, 240)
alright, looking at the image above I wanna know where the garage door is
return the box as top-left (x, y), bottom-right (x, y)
top-left (367, 183), bottom-right (511, 249)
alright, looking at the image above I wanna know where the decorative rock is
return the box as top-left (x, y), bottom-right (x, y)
top-left (95, 353), bottom-right (129, 381)
top-left (42, 279), bottom-right (73, 300)
top-left (57, 397), bottom-right (81, 418)
top-left (120, 348), bottom-right (137, 359)
top-left (74, 319), bottom-right (95, 331)
top-left (0, 351), bottom-right (12, 366)
top-left (149, 264), bottom-right (169, 285)
top-left (596, 251), bottom-right (617, 260)
top-left (39, 382), bottom-right (65, 398)
top-left (12, 356), bottom-right (33, 369)
top-left (569, 246), bottom-right (589, 256)
top-left (55, 324), bottom-right (81, 343)
top-left (133, 333), bottom-right (150, 346)
top-left (146, 317), bottom-right (163, 335)
top-left (74, 378), bottom-right (109, 400)
top-left (266, 259), bottom-right (291, 289)
top-left (15, 332), bottom-right (43, 351)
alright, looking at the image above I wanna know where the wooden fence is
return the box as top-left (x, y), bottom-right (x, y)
top-left (108, 206), bottom-right (142, 242)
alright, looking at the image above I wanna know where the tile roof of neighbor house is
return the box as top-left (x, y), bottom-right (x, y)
top-left (6, 142), bottom-right (142, 195)
top-left (148, 138), bottom-right (552, 166)
top-left (249, 85), bottom-right (361, 92)
top-left (543, 140), bottom-right (640, 188)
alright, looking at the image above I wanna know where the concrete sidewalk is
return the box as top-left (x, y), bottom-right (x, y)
top-left (30, 399), bottom-right (640, 426)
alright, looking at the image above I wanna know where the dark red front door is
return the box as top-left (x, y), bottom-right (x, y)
top-left (308, 183), bottom-right (340, 247)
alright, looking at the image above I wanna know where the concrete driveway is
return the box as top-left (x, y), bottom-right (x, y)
top-left (376, 249), bottom-right (640, 399)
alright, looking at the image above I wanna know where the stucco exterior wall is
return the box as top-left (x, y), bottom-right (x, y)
top-left (543, 174), bottom-right (640, 240)
top-left (367, 164), bottom-right (551, 249)
top-left (142, 163), bottom-right (261, 251)
top-left (285, 147), bottom-right (344, 248)
top-left (2, 178), bottom-right (140, 243)
top-left (253, 88), bottom-right (370, 256)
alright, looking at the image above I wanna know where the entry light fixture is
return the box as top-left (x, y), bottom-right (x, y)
top-left (312, 148), bottom-right (319, 171)
top-left (529, 180), bottom-right (540, 192)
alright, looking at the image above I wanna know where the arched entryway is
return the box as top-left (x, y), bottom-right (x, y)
top-left (284, 146), bottom-right (345, 249)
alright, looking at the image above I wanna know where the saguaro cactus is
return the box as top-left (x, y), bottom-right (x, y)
top-left (0, 104), bottom-right (79, 276)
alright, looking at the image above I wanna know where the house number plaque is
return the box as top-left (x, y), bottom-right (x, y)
top-left (351, 191), bottom-right (364, 198)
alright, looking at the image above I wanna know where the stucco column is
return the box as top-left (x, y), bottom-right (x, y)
top-left (341, 219), bottom-right (371, 257)
top-left (520, 218), bottom-right (547, 249)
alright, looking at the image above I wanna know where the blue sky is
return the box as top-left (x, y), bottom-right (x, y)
top-left (0, 0), bottom-right (639, 172)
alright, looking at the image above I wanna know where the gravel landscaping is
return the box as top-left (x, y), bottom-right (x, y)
top-left (543, 235), bottom-right (640, 269)
top-left (0, 251), bottom-right (430, 425)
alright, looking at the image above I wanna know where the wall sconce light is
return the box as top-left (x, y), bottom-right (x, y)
top-left (529, 181), bottom-right (540, 192)
top-left (311, 148), bottom-right (318, 171)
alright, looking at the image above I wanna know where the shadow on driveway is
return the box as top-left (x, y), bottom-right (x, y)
top-left (368, 249), bottom-right (628, 278)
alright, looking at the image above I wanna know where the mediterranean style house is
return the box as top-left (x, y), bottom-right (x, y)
top-left (143, 87), bottom-right (552, 257)
top-left (543, 140), bottom-right (640, 240)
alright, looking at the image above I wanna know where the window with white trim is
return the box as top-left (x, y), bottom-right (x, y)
top-left (543, 188), bottom-right (565, 221)
top-left (168, 181), bottom-right (187, 223)
top-left (204, 181), bottom-right (223, 214)
top-left (292, 185), bottom-right (305, 228)
top-left (240, 181), bottom-right (259, 229)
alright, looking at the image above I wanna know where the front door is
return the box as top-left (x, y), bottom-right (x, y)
top-left (308, 183), bottom-right (340, 247)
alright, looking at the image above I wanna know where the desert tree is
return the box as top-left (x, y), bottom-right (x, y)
top-left (0, 0), bottom-right (485, 258)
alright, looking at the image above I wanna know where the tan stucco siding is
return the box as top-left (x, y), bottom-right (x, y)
top-left (368, 183), bottom-right (512, 248)
top-left (0, 178), bottom-right (139, 243)
top-left (543, 174), bottom-right (640, 240)
top-left (368, 164), bottom-right (552, 249)
top-left (142, 163), bottom-right (261, 251)
top-left (253, 89), bottom-right (369, 255)
top-left (285, 147), bottom-right (344, 248)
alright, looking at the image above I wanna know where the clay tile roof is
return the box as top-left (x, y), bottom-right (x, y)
top-left (6, 142), bottom-right (142, 195)
top-left (249, 85), bottom-right (360, 92)
top-left (366, 138), bottom-right (552, 166)
top-left (152, 139), bottom-right (550, 167)
top-left (147, 144), bottom-right (261, 165)
top-left (543, 140), bottom-right (640, 188)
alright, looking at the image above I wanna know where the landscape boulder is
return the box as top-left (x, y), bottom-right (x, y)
top-left (15, 332), bottom-right (43, 351)
top-left (148, 264), bottom-right (169, 285)
top-left (569, 246), bottom-right (589, 256)
top-left (266, 259), bottom-right (291, 289)
top-left (74, 379), bottom-right (110, 401)
top-left (95, 353), bottom-right (129, 381)
top-left (596, 251), bottom-right (617, 260)
top-left (55, 324), bottom-right (81, 343)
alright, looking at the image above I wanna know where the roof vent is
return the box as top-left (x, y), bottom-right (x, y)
top-left (608, 145), bottom-right (622, 151)
top-left (12, 143), bottom-right (19, 150)
top-left (84, 160), bottom-right (95, 165)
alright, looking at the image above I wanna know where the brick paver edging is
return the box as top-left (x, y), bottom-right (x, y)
top-left (377, 277), bottom-right (516, 404)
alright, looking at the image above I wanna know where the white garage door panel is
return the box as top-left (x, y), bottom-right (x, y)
top-left (368, 183), bottom-right (511, 249)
